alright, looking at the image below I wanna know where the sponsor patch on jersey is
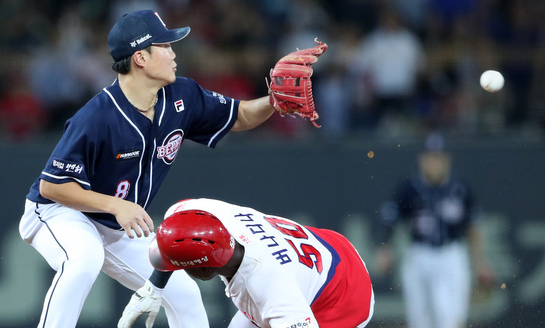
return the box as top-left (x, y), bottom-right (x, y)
top-left (115, 150), bottom-right (141, 161)
top-left (212, 92), bottom-right (227, 104)
top-left (174, 99), bottom-right (185, 112)
top-left (52, 158), bottom-right (85, 175)
top-left (157, 129), bottom-right (183, 164)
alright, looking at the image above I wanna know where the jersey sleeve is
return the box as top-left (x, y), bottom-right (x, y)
top-left (181, 78), bottom-right (239, 148)
top-left (38, 115), bottom-right (99, 190)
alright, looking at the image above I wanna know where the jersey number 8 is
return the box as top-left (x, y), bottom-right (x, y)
top-left (115, 180), bottom-right (130, 199)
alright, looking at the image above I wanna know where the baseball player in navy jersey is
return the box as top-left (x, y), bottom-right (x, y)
top-left (117, 198), bottom-right (374, 328)
top-left (374, 132), bottom-right (494, 328)
top-left (19, 10), bottom-right (277, 328)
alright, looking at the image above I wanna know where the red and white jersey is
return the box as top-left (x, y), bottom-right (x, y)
top-left (165, 198), bottom-right (374, 328)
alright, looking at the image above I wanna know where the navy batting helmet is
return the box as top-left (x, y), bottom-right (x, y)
top-left (149, 210), bottom-right (235, 272)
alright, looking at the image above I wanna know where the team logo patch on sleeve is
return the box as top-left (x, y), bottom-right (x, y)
top-left (157, 129), bottom-right (183, 164)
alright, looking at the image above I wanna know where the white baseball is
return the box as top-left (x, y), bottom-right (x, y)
top-left (480, 70), bottom-right (504, 92)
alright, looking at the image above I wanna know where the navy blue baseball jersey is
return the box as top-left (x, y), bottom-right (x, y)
top-left (380, 176), bottom-right (476, 247)
top-left (26, 77), bottom-right (238, 229)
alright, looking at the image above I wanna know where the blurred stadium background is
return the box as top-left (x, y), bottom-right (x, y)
top-left (1, 0), bottom-right (544, 327)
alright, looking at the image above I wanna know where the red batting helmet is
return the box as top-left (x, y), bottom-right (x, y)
top-left (149, 210), bottom-right (235, 272)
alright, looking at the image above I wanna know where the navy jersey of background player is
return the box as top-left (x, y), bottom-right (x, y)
top-left (27, 77), bottom-right (238, 229)
top-left (380, 176), bottom-right (476, 247)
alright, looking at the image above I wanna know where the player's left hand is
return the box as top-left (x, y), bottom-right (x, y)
top-left (118, 280), bottom-right (162, 328)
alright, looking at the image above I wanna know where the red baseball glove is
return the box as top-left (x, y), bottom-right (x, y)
top-left (267, 38), bottom-right (328, 128)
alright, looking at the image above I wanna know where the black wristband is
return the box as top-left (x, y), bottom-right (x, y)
top-left (149, 269), bottom-right (173, 289)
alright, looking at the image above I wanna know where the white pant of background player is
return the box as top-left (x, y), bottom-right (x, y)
top-left (401, 242), bottom-right (471, 328)
top-left (20, 200), bottom-right (209, 328)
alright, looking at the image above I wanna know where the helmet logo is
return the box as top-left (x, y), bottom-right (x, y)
top-left (170, 256), bottom-right (209, 267)
top-left (230, 236), bottom-right (235, 249)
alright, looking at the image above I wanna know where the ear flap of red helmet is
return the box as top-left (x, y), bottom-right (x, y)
top-left (149, 236), bottom-right (182, 271)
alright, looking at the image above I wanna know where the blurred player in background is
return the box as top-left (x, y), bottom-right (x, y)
top-left (118, 198), bottom-right (374, 328)
top-left (19, 9), bottom-right (277, 328)
top-left (374, 132), bottom-right (495, 328)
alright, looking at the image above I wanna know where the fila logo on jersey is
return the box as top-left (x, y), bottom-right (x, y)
top-left (174, 99), bottom-right (184, 112)
top-left (157, 129), bottom-right (183, 164)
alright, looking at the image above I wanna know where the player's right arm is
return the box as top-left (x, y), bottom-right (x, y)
top-left (39, 180), bottom-right (153, 238)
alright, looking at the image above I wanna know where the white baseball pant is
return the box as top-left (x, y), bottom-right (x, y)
top-left (20, 199), bottom-right (209, 328)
